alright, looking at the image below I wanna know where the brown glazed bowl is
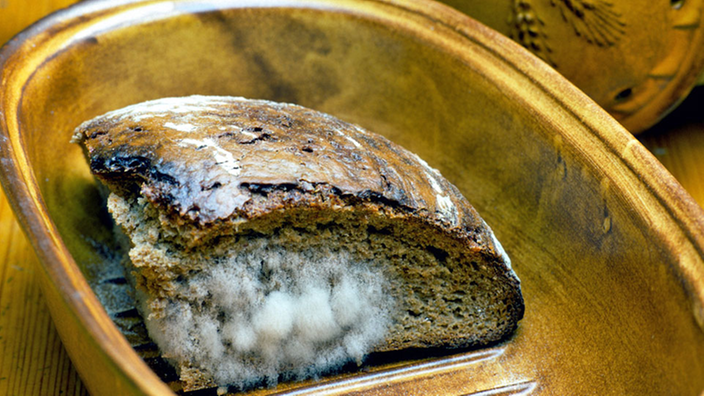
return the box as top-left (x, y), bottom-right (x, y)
top-left (1, 1), bottom-right (703, 395)
top-left (439, 0), bottom-right (704, 134)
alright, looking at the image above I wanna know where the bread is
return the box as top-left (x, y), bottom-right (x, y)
top-left (72, 95), bottom-right (524, 391)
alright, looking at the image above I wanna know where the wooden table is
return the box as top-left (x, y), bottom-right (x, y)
top-left (0, 2), bottom-right (703, 395)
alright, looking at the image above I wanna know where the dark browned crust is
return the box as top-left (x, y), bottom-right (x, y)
top-left (73, 97), bottom-right (484, 236)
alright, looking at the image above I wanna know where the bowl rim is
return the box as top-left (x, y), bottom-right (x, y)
top-left (1, 0), bottom-right (703, 394)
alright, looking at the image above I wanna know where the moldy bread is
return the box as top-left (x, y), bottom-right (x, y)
top-left (72, 95), bottom-right (524, 391)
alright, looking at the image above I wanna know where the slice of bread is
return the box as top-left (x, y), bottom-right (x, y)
top-left (72, 96), bottom-right (524, 391)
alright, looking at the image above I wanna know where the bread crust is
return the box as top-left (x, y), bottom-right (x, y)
top-left (75, 97), bottom-right (494, 242)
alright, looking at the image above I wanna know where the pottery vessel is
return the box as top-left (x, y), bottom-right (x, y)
top-left (441, 0), bottom-right (704, 133)
top-left (1, 0), bottom-right (703, 394)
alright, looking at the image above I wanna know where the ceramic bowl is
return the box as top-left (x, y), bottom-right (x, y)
top-left (1, 1), bottom-right (703, 395)
top-left (438, 0), bottom-right (704, 134)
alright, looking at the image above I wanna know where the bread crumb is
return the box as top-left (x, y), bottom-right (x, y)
top-left (140, 242), bottom-right (393, 388)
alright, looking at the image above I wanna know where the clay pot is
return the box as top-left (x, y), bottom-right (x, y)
top-left (441, 0), bottom-right (704, 133)
top-left (1, 1), bottom-right (703, 394)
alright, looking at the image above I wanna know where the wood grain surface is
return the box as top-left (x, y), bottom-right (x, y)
top-left (639, 87), bottom-right (704, 207)
top-left (0, 1), bottom-right (702, 395)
